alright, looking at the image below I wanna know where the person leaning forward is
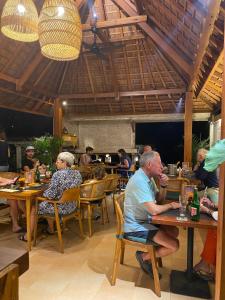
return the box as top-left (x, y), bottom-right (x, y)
top-left (123, 151), bottom-right (180, 276)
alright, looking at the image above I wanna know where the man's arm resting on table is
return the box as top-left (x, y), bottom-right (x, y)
top-left (144, 201), bottom-right (180, 216)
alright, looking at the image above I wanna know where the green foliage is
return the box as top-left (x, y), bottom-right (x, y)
top-left (33, 135), bottom-right (63, 166)
top-left (192, 134), bottom-right (210, 165)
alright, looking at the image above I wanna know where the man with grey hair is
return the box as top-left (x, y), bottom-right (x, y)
top-left (194, 148), bottom-right (218, 189)
top-left (124, 151), bottom-right (180, 276)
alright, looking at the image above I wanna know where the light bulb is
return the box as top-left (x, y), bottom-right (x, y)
top-left (17, 3), bottom-right (26, 15)
top-left (57, 6), bottom-right (65, 17)
top-left (62, 101), bottom-right (67, 106)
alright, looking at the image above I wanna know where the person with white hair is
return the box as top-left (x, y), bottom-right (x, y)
top-left (194, 148), bottom-right (218, 189)
top-left (124, 151), bottom-right (180, 277)
top-left (19, 152), bottom-right (82, 241)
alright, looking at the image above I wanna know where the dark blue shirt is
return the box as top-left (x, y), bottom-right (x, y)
top-left (194, 160), bottom-right (218, 188)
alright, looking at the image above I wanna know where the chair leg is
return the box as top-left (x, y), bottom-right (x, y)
top-left (33, 201), bottom-right (39, 247)
top-left (120, 241), bottom-right (125, 264)
top-left (87, 203), bottom-right (92, 237)
top-left (148, 247), bottom-right (161, 297)
top-left (77, 213), bottom-right (84, 239)
top-left (101, 201), bottom-right (105, 225)
top-left (104, 198), bottom-right (109, 223)
top-left (54, 204), bottom-right (64, 253)
top-left (111, 239), bottom-right (122, 286)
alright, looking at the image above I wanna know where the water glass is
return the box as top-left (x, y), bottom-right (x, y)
top-left (177, 195), bottom-right (188, 221)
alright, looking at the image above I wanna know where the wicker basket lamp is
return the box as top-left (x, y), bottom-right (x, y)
top-left (1, 0), bottom-right (39, 42)
top-left (39, 0), bottom-right (82, 61)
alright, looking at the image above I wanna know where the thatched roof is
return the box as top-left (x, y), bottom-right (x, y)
top-left (0, 0), bottom-right (223, 117)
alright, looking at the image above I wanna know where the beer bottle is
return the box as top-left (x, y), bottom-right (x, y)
top-left (190, 187), bottom-right (200, 221)
top-left (35, 167), bottom-right (41, 183)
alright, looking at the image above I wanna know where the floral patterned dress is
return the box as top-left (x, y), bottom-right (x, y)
top-left (38, 168), bottom-right (82, 216)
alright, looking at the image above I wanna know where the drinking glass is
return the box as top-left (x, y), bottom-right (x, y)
top-left (177, 195), bottom-right (188, 221)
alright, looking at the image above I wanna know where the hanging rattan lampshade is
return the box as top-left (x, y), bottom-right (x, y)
top-left (1, 0), bottom-right (39, 42)
top-left (39, 0), bottom-right (82, 61)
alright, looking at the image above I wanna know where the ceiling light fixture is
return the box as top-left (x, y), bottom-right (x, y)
top-left (1, 0), bottom-right (39, 42)
top-left (38, 0), bottom-right (82, 61)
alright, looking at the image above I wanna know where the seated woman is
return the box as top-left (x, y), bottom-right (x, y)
top-left (194, 196), bottom-right (218, 281)
top-left (19, 152), bottom-right (82, 241)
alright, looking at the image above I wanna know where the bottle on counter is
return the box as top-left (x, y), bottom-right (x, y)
top-left (190, 187), bottom-right (200, 221)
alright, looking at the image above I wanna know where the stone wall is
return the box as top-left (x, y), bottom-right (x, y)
top-left (63, 119), bottom-right (135, 153)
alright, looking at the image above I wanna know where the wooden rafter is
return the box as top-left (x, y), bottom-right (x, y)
top-left (82, 15), bottom-right (147, 31)
top-left (112, 0), bottom-right (193, 77)
top-left (60, 88), bottom-right (185, 99)
top-left (197, 50), bottom-right (224, 97)
top-left (84, 54), bottom-right (95, 96)
top-left (0, 101), bottom-right (50, 117)
top-left (0, 86), bottom-right (53, 106)
top-left (0, 73), bottom-right (17, 84)
top-left (17, 53), bottom-right (43, 90)
top-left (191, 0), bottom-right (221, 86)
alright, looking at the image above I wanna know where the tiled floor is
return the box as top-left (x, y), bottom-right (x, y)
top-left (0, 201), bottom-right (214, 300)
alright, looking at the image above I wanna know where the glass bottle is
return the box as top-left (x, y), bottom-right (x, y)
top-left (190, 187), bottom-right (200, 221)
top-left (35, 167), bottom-right (41, 183)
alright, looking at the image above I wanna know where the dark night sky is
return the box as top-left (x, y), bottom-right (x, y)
top-left (0, 108), bottom-right (53, 139)
top-left (136, 121), bottom-right (209, 164)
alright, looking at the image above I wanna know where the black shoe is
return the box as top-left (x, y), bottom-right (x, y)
top-left (135, 251), bottom-right (162, 279)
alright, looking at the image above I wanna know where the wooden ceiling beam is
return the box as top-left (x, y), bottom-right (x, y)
top-left (82, 15), bottom-right (147, 31)
top-left (84, 54), bottom-right (95, 96)
top-left (134, 0), bottom-right (144, 14)
top-left (0, 102), bottom-right (50, 116)
top-left (0, 73), bottom-right (17, 84)
top-left (112, 0), bottom-right (192, 77)
top-left (60, 88), bottom-right (185, 99)
top-left (191, 0), bottom-right (221, 87)
top-left (17, 53), bottom-right (43, 90)
top-left (0, 86), bottom-right (53, 106)
top-left (197, 50), bottom-right (223, 97)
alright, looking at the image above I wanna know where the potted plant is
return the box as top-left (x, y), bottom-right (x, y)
top-left (33, 135), bottom-right (63, 167)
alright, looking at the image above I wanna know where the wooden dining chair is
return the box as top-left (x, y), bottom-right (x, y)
top-left (165, 177), bottom-right (190, 200)
top-left (0, 264), bottom-right (19, 300)
top-left (111, 193), bottom-right (161, 297)
top-left (104, 174), bottom-right (120, 212)
top-left (80, 179), bottom-right (107, 237)
top-left (33, 187), bottom-right (84, 253)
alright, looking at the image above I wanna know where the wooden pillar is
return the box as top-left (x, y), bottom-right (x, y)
top-left (215, 47), bottom-right (225, 300)
top-left (183, 91), bottom-right (193, 163)
top-left (53, 98), bottom-right (62, 138)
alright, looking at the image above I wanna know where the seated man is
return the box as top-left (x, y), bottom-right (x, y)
top-left (124, 151), bottom-right (180, 276)
top-left (193, 148), bottom-right (218, 190)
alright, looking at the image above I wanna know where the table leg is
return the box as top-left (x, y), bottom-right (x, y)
top-left (186, 227), bottom-right (194, 279)
top-left (170, 227), bottom-right (211, 299)
top-left (25, 198), bottom-right (31, 251)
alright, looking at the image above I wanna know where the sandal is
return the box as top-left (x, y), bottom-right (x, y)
top-left (194, 269), bottom-right (215, 282)
top-left (18, 234), bottom-right (28, 242)
top-left (136, 251), bottom-right (162, 279)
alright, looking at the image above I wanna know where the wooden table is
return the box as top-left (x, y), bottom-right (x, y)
top-left (0, 247), bottom-right (29, 300)
top-left (0, 247), bottom-right (29, 275)
top-left (104, 165), bottom-right (118, 174)
top-left (152, 209), bottom-right (217, 299)
top-left (0, 189), bottom-right (43, 251)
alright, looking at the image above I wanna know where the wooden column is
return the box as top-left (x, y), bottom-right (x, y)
top-left (53, 98), bottom-right (62, 138)
top-left (215, 43), bottom-right (225, 300)
top-left (183, 91), bottom-right (193, 163)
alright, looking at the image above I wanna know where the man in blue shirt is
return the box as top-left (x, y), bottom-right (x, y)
top-left (124, 151), bottom-right (180, 275)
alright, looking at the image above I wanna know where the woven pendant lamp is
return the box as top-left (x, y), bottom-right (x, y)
top-left (39, 0), bottom-right (82, 61)
top-left (1, 0), bottom-right (39, 42)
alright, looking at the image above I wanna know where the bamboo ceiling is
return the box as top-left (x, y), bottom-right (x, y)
top-left (0, 0), bottom-right (224, 117)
